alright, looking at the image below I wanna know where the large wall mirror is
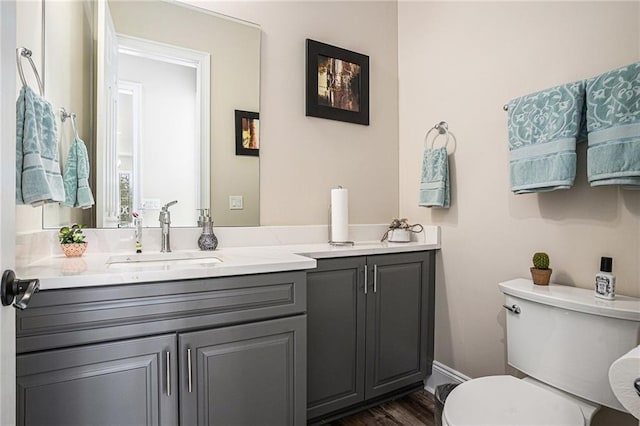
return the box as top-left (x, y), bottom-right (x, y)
top-left (42, 0), bottom-right (261, 229)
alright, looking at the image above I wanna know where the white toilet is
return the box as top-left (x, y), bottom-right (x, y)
top-left (442, 278), bottom-right (640, 426)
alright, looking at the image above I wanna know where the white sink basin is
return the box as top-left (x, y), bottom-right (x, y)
top-left (106, 251), bottom-right (222, 270)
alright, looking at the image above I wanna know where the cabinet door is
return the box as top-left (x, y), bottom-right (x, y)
top-left (365, 251), bottom-right (435, 399)
top-left (16, 334), bottom-right (178, 426)
top-left (179, 315), bottom-right (306, 426)
top-left (307, 257), bottom-right (367, 420)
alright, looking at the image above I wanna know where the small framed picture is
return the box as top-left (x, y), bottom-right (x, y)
top-left (305, 39), bottom-right (369, 126)
top-left (235, 110), bottom-right (260, 156)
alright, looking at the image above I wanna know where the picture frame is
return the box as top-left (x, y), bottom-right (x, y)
top-left (235, 110), bottom-right (260, 156)
top-left (305, 39), bottom-right (370, 126)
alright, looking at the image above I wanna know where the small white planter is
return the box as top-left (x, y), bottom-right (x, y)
top-left (388, 229), bottom-right (411, 243)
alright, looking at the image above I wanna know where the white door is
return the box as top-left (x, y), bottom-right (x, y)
top-left (0, 1), bottom-right (17, 424)
top-left (96, 0), bottom-right (119, 228)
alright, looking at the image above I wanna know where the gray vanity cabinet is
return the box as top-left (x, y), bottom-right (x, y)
top-left (15, 271), bottom-right (307, 426)
top-left (364, 252), bottom-right (434, 399)
top-left (307, 251), bottom-right (435, 421)
top-left (16, 334), bottom-right (178, 426)
top-left (307, 257), bottom-right (367, 419)
top-left (179, 316), bottom-right (306, 426)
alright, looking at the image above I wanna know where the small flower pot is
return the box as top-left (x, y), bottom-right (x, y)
top-left (530, 267), bottom-right (552, 286)
top-left (61, 242), bottom-right (88, 258)
top-left (388, 229), bottom-right (411, 242)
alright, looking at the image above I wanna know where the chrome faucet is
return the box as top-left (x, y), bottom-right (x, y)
top-left (159, 200), bottom-right (178, 252)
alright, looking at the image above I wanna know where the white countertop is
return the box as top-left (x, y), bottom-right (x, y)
top-left (16, 241), bottom-right (439, 290)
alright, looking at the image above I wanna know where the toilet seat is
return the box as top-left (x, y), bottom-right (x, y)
top-left (442, 375), bottom-right (585, 426)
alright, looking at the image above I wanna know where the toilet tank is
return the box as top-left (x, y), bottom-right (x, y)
top-left (499, 279), bottom-right (640, 412)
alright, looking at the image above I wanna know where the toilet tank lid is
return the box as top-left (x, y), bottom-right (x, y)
top-left (499, 279), bottom-right (640, 322)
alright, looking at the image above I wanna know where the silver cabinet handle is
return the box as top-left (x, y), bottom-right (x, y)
top-left (166, 351), bottom-right (171, 396)
top-left (364, 265), bottom-right (368, 294)
top-left (503, 304), bottom-right (521, 314)
top-left (187, 348), bottom-right (193, 393)
top-left (373, 264), bottom-right (378, 293)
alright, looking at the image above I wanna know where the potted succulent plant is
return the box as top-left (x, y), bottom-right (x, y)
top-left (58, 224), bottom-right (88, 257)
top-left (530, 252), bottom-right (552, 285)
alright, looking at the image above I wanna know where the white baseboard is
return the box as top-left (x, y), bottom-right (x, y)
top-left (424, 361), bottom-right (471, 394)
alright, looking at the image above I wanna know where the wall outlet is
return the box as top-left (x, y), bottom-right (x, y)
top-left (229, 195), bottom-right (244, 210)
top-left (142, 199), bottom-right (161, 210)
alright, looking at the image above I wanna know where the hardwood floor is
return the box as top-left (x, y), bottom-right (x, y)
top-left (327, 390), bottom-right (438, 426)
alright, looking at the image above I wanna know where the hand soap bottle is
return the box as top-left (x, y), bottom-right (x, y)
top-left (197, 209), bottom-right (218, 251)
top-left (595, 256), bottom-right (615, 300)
top-left (133, 212), bottom-right (143, 253)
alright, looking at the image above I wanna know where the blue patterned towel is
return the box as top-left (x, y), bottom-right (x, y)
top-left (586, 62), bottom-right (640, 189)
top-left (507, 81), bottom-right (586, 193)
top-left (63, 137), bottom-right (95, 209)
top-left (16, 86), bottom-right (64, 205)
top-left (419, 146), bottom-right (449, 208)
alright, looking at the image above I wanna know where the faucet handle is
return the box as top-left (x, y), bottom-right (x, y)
top-left (162, 200), bottom-right (178, 211)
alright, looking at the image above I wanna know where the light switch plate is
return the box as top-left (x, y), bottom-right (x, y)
top-left (229, 195), bottom-right (243, 210)
top-left (142, 199), bottom-right (161, 210)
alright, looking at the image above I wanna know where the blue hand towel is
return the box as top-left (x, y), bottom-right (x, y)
top-left (586, 62), bottom-right (640, 189)
top-left (16, 86), bottom-right (65, 205)
top-left (507, 81), bottom-right (586, 193)
top-left (63, 137), bottom-right (95, 209)
top-left (419, 146), bottom-right (449, 208)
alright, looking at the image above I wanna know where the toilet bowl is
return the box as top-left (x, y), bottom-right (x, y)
top-left (442, 376), bottom-right (599, 426)
top-left (440, 279), bottom-right (640, 426)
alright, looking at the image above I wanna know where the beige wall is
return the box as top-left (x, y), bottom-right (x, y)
top-left (398, 2), bottom-right (639, 423)
top-left (18, 1), bottom-right (400, 230)
top-left (194, 1), bottom-right (400, 226)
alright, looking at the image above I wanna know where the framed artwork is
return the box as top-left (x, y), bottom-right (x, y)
top-left (305, 39), bottom-right (369, 125)
top-left (235, 110), bottom-right (260, 156)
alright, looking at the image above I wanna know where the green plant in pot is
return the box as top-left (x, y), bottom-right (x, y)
top-left (531, 252), bottom-right (552, 285)
top-left (58, 224), bottom-right (88, 257)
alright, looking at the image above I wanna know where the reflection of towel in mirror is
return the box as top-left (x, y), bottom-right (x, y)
top-left (63, 137), bottom-right (95, 209)
top-left (586, 62), bottom-right (640, 188)
top-left (16, 85), bottom-right (65, 205)
top-left (419, 146), bottom-right (449, 208)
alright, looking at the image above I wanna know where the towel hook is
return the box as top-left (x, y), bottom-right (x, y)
top-left (16, 47), bottom-right (44, 96)
top-left (60, 107), bottom-right (79, 140)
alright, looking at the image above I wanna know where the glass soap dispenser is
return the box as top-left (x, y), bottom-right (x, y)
top-left (197, 209), bottom-right (218, 251)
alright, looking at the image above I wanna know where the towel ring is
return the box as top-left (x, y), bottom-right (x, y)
top-left (424, 121), bottom-right (451, 150)
top-left (16, 47), bottom-right (44, 96)
top-left (60, 108), bottom-right (80, 140)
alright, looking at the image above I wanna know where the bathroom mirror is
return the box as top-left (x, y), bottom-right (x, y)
top-left (42, 0), bottom-right (261, 229)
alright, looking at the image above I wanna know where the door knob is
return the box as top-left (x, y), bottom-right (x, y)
top-left (1, 270), bottom-right (39, 310)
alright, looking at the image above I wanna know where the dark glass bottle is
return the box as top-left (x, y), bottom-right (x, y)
top-left (198, 212), bottom-right (218, 251)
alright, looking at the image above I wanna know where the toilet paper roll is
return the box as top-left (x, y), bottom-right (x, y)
top-left (608, 345), bottom-right (640, 420)
top-left (330, 187), bottom-right (349, 242)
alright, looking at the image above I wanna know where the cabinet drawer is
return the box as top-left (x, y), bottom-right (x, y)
top-left (17, 271), bottom-right (306, 353)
